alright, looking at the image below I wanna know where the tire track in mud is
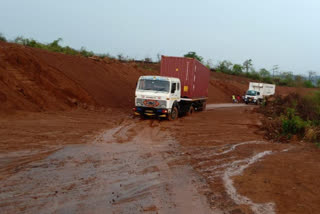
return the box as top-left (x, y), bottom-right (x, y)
top-left (0, 118), bottom-right (217, 214)
top-left (92, 119), bottom-right (217, 213)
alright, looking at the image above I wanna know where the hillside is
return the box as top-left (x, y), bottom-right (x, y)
top-left (0, 42), bottom-right (156, 113)
top-left (0, 41), bottom-right (314, 114)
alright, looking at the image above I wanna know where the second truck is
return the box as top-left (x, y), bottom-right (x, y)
top-left (244, 82), bottom-right (276, 104)
top-left (133, 56), bottom-right (210, 120)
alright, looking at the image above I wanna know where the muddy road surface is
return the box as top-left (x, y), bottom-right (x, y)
top-left (0, 119), bottom-right (215, 213)
top-left (1, 104), bottom-right (320, 214)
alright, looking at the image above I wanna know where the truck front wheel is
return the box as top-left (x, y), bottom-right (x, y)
top-left (168, 107), bottom-right (178, 121)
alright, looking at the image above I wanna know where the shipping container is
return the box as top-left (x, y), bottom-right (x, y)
top-left (160, 56), bottom-right (210, 99)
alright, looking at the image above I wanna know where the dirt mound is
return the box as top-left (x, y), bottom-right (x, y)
top-left (0, 42), bottom-right (156, 113)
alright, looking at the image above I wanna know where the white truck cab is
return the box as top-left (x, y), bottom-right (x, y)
top-left (244, 82), bottom-right (275, 104)
top-left (134, 76), bottom-right (181, 118)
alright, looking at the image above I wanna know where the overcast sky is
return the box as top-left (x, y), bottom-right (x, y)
top-left (0, 0), bottom-right (319, 74)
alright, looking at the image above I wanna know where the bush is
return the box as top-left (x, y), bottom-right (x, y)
top-left (304, 127), bottom-right (320, 143)
top-left (281, 108), bottom-right (308, 137)
top-left (260, 93), bottom-right (320, 144)
top-left (79, 47), bottom-right (94, 57)
top-left (262, 76), bottom-right (274, 84)
top-left (97, 53), bottom-right (114, 59)
top-left (11, 36), bottom-right (107, 58)
top-left (0, 33), bottom-right (7, 42)
top-left (183, 51), bottom-right (203, 62)
top-left (303, 80), bottom-right (314, 88)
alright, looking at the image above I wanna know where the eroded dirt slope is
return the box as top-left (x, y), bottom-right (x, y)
top-left (0, 42), bottom-right (156, 113)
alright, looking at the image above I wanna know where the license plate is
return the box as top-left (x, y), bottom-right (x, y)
top-left (145, 110), bottom-right (153, 113)
top-left (249, 99), bottom-right (252, 101)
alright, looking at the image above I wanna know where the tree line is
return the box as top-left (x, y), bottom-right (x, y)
top-left (184, 51), bottom-right (318, 88)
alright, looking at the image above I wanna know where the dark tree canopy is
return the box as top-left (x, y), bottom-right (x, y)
top-left (183, 51), bottom-right (203, 62)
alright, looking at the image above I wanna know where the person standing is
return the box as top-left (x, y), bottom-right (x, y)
top-left (232, 95), bottom-right (236, 103)
top-left (236, 95), bottom-right (241, 103)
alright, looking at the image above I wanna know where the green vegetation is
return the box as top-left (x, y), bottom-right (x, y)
top-left (0, 34), bottom-right (112, 59)
top-left (184, 51), bottom-right (203, 62)
top-left (12, 36), bottom-right (96, 57)
top-left (213, 59), bottom-right (316, 87)
top-left (0, 33), bottom-right (7, 42)
top-left (281, 108), bottom-right (308, 137)
top-left (183, 51), bottom-right (318, 88)
top-left (260, 92), bottom-right (320, 145)
top-left (303, 80), bottom-right (314, 88)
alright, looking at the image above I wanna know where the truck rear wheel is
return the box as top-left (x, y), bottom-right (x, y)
top-left (186, 106), bottom-right (195, 116)
top-left (168, 107), bottom-right (178, 121)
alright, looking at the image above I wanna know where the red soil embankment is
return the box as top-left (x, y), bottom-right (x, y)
top-left (0, 42), bottom-right (156, 113)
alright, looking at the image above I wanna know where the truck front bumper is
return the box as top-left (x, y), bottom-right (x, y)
top-left (133, 107), bottom-right (169, 118)
top-left (244, 98), bottom-right (257, 103)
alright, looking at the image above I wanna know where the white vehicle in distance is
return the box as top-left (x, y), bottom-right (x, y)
top-left (244, 82), bottom-right (275, 104)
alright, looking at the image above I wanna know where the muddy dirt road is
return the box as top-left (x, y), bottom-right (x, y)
top-left (1, 110), bottom-right (220, 213)
top-left (1, 104), bottom-right (320, 214)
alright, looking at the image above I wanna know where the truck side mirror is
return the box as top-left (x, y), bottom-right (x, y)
top-left (257, 92), bottom-right (260, 95)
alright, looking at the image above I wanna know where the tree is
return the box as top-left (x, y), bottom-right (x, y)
top-left (317, 79), bottom-right (320, 88)
top-left (80, 47), bottom-right (94, 57)
top-left (248, 70), bottom-right (261, 80)
top-left (216, 60), bottom-right (233, 74)
top-left (0, 33), bottom-right (6, 42)
top-left (232, 64), bottom-right (243, 75)
top-left (243, 59), bottom-right (252, 73)
top-left (259, 68), bottom-right (271, 78)
top-left (308, 71), bottom-right (316, 81)
top-left (144, 57), bottom-right (152, 63)
top-left (50, 38), bottom-right (62, 48)
top-left (14, 36), bottom-right (27, 45)
top-left (117, 53), bottom-right (124, 61)
top-left (48, 38), bottom-right (63, 52)
top-left (280, 72), bottom-right (294, 86)
top-left (304, 80), bottom-right (314, 88)
top-left (183, 51), bottom-right (203, 62)
top-left (295, 75), bottom-right (305, 87)
top-left (156, 53), bottom-right (161, 62)
top-left (272, 65), bottom-right (279, 77)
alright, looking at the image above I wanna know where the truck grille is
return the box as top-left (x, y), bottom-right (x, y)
top-left (136, 98), bottom-right (166, 108)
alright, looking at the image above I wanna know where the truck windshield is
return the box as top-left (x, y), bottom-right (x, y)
top-left (138, 79), bottom-right (170, 92)
top-left (246, 90), bottom-right (257, 96)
